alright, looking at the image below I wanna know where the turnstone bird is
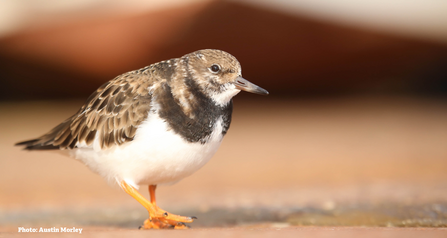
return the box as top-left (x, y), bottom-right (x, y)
top-left (16, 49), bottom-right (268, 229)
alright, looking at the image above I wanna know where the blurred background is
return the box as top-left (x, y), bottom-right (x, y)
top-left (1, 0), bottom-right (447, 232)
top-left (1, 0), bottom-right (447, 99)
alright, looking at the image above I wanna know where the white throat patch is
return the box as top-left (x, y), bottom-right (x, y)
top-left (210, 83), bottom-right (240, 106)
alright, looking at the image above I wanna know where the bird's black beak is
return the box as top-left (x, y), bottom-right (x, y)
top-left (234, 76), bottom-right (269, 95)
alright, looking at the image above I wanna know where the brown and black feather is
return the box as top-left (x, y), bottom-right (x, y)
top-left (16, 69), bottom-right (154, 150)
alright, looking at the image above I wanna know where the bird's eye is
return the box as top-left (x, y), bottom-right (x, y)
top-left (210, 64), bottom-right (221, 73)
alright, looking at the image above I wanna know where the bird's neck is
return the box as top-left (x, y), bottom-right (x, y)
top-left (156, 82), bottom-right (233, 143)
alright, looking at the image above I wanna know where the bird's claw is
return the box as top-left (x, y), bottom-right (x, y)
top-left (173, 222), bottom-right (190, 229)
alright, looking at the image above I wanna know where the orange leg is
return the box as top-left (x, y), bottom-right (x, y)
top-left (120, 181), bottom-right (196, 229)
top-left (149, 185), bottom-right (157, 205)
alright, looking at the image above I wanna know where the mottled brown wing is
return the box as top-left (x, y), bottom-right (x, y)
top-left (17, 70), bottom-right (153, 150)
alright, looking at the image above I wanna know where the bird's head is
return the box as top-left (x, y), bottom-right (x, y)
top-left (183, 49), bottom-right (268, 106)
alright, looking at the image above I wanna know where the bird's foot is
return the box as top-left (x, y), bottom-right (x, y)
top-left (140, 216), bottom-right (193, 230)
top-left (140, 207), bottom-right (196, 229)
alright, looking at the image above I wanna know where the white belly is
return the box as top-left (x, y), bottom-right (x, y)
top-left (71, 114), bottom-right (224, 189)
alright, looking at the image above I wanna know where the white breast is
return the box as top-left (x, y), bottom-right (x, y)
top-left (72, 113), bottom-right (225, 189)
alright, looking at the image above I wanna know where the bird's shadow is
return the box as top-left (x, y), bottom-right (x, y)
top-left (4, 203), bottom-right (447, 228)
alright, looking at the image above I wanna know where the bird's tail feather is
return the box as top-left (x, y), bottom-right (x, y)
top-left (15, 139), bottom-right (59, 150)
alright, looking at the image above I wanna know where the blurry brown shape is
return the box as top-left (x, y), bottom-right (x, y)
top-left (0, 1), bottom-right (211, 99)
top-left (0, 2), bottom-right (210, 77)
top-left (0, 0), bottom-right (447, 100)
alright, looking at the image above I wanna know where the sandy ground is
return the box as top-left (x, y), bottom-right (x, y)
top-left (1, 96), bottom-right (447, 236)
